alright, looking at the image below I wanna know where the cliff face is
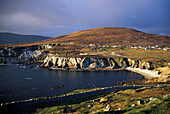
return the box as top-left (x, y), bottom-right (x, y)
top-left (41, 54), bottom-right (151, 70)
top-left (18, 50), bottom-right (47, 61)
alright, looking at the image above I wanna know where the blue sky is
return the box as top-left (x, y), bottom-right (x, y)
top-left (0, 0), bottom-right (170, 37)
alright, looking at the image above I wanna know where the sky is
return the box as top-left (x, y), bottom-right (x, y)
top-left (0, 0), bottom-right (170, 37)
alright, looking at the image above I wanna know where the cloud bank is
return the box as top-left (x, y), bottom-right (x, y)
top-left (0, 0), bottom-right (170, 36)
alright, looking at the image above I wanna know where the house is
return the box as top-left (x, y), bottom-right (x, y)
top-left (163, 47), bottom-right (170, 51)
top-left (112, 52), bottom-right (116, 54)
top-left (112, 45), bottom-right (118, 48)
top-left (144, 47), bottom-right (149, 50)
top-left (151, 46), bottom-right (156, 49)
top-left (89, 44), bottom-right (95, 46)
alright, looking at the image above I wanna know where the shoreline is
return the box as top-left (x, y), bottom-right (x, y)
top-left (48, 66), bottom-right (161, 79)
top-left (125, 67), bottom-right (160, 79)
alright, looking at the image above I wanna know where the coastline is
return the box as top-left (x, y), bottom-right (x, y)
top-left (49, 66), bottom-right (161, 79)
top-left (125, 67), bottom-right (160, 79)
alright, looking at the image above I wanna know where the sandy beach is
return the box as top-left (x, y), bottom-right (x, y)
top-left (126, 67), bottom-right (160, 79)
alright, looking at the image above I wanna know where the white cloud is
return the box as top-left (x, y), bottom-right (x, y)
top-left (1, 12), bottom-right (51, 26)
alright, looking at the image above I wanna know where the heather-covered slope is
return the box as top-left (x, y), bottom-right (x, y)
top-left (0, 27), bottom-right (169, 48)
top-left (42, 27), bottom-right (170, 47)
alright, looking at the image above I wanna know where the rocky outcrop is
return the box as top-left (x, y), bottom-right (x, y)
top-left (0, 49), bottom-right (17, 57)
top-left (154, 67), bottom-right (170, 82)
top-left (41, 55), bottom-right (152, 70)
top-left (39, 44), bottom-right (54, 50)
top-left (127, 59), bottom-right (151, 70)
top-left (18, 50), bottom-right (46, 61)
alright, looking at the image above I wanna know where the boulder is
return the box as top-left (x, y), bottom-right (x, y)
top-left (104, 105), bottom-right (111, 111)
top-left (100, 97), bottom-right (108, 103)
top-left (137, 100), bottom-right (141, 106)
top-left (131, 104), bottom-right (135, 107)
top-left (149, 97), bottom-right (157, 101)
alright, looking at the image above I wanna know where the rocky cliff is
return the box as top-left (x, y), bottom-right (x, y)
top-left (18, 50), bottom-right (46, 61)
top-left (40, 54), bottom-right (152, 70)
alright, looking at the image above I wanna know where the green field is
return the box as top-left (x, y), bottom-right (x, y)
top-left (122, 48), bottom-right (169, 60)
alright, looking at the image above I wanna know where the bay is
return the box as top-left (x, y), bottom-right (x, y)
top-left (0, 58), bottom-right (143, 103)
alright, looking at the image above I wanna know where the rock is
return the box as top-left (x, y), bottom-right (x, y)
top-left (53, 86), bottom-right (60, 88)
top-left (57, 57), bottom-right (64, 67)
top-left (139, 61), bottom-right (151, 69)
top-left (82, 58), bottom-right (91, 68)
top-left (149, 97), bottom-right (157, 101)
top-left (18, 51), bottom-right (34, 60)
top-left (68, 58), bottom-right (78, 69)
top-left (135, 87), bottom-right (151, 92)
top-left (104, 105), bottom-right (110, 111)
top-left (41, 55), bottom-right (156, 71)
top-left (89, 62), bottom-right (98, 68)
top-left (155, 67), bottom-right (170, 82)
top-left (0, 57), bottom-right (7, 64)
top-left (131, 104), bottom-right (135, 107)
top-left (39, 44), bottom-right (53, 49)
top-left (18, 50), bottom-right (46, 61)
top-left (117, 108), bottom-right (121, 110)
top-left (32, 50), bottom-right (46, 60)
top-left (109, 59), bottom-right (116, 68)
top-left (100, 97), bottom-right (108, 103)
top-left (137, 100), bottom-right (141, 106)
top-left (0, 49), bottom-right (17, 57)
top-left (88, 104), bottom-right (93, 108)
top-left (118, 59), bottom-right (127, 68)
top-left (163, 94), bottom-right (170, 98)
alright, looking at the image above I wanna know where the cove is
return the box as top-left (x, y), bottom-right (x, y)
top-left (0, 59), bottom-right (143, 103)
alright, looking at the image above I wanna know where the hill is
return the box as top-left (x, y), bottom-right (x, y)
top-left (0, 27), bottom-right (169, 47)
top-left (41, 27), bottom-right (170, 47)
top-left (0, 32), bottom-right (50, 44)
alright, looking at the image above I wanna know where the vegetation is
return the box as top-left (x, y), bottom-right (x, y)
top-left (122, 48), bottom-right (169, 60)
top-left (0, 27), bottom-right (169, 66)
top-left (36, 84), bottom-right (170, 114)
top-left (1, 27), bottom-right (169, 48)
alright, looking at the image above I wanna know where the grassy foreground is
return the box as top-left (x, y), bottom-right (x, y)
top-left (36, 84), bottom-right (170, 114)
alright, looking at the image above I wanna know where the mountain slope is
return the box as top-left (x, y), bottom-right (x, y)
top-left (0, 32), bottom-right (50, 44)
top-left (0, 27), bottom-right (169, 47)
top-left (43, 27), bottom-right (169, 46)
